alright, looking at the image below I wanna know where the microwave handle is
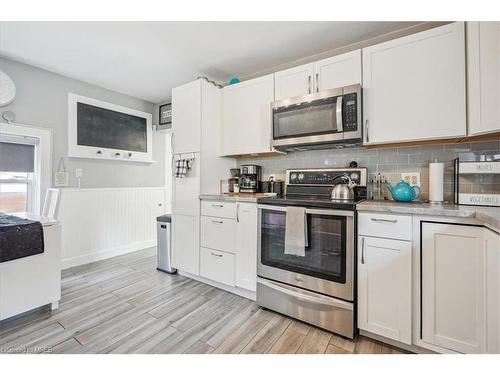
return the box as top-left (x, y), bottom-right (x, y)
top-left (336, 96), bottom-right (343, 132)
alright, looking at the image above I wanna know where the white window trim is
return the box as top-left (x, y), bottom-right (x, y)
top-left (0, 122), bottom-right (52, 215)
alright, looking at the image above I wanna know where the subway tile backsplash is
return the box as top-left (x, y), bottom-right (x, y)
top-left (236, 140), bottom-right (500, 202)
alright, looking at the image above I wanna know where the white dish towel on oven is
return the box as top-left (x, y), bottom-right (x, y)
top-left (284, 206), bottom-right (308, 257)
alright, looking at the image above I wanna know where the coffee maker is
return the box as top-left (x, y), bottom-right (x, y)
top-left (239, 165), bottom-right (262, 193)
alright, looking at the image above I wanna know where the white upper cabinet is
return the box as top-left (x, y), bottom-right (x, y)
top-left (172, 79), bottom-right (202, 154)
top-left (362, 22), bottom-right (466, 145)
top-left (467, 22), bottom-right (500, 136)
top-left (274, 64), bottom-right (314, 100)
top-left (274, 50), bottom-right (362, 100)
top-left (313, 50), bottom-right (362, 91)
top-left (421, 222), bottom-right (486, 354)
top-left (221, 74), bottom-right (274, 156)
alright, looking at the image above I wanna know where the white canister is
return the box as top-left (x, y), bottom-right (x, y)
top-left (429, 160), bottom-right (444, 202)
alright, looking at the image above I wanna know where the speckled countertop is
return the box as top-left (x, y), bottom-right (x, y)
top-left (199, 193), bottom-right (277, 203)
top-left (357, 200), bottom-right (500, 233)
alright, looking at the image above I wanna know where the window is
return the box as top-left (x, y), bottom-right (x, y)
top-left (0, 137), bottom-right (38, 214)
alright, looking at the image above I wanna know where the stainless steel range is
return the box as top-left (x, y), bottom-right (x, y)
top-left (256, 167), bottom-right (367, 339)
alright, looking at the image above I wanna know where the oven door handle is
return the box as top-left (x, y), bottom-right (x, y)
top-left (257, 204), bottom-right (354, 217)
top-left (258, 278), bottom-right (353, 310)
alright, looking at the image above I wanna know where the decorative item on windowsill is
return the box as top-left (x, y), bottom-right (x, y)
top-left (454, 152), bottom-right (500, 207)
top-left (54, 157), bottom-right (69, 187)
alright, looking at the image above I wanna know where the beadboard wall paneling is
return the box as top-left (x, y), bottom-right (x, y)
top-left (237, 140), bottom-right (500, 201)
top-left (58, 187), bottom-right (167, 269)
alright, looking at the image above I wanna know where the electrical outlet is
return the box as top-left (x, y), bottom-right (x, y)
top-left (75, 168), bottom-right (83, 178)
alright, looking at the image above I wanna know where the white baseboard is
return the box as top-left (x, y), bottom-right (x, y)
top-left (62, 240), bottom-right (156, 269)
top-left (178, 270), bottom-right (256, 301)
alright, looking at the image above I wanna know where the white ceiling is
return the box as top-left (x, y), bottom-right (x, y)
top-left (0, 22), bottom-right (421, 103)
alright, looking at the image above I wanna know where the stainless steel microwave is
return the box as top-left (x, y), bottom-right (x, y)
top-left (271, 84), bottom-right (362, 151)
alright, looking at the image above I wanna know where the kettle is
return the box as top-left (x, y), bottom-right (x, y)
top-left (385, 181), bottom-right (421, 202)
top-left (331, 174), bottom-right (355, 200)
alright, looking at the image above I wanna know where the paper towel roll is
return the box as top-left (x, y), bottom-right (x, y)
top-left (429, 162), bottom-right (444, 202)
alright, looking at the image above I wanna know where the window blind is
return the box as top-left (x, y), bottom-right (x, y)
top-left (0, 141), bottom-right (35, 172)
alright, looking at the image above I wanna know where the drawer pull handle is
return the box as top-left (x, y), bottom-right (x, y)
top-left (211, 220), bottom-right (224, 224)
top-left (212, 204), bottom-right (224, 208)
top-left (371, 218), bottom-right (398, 223)
top-left (210, 252), bottom-right (223, 258)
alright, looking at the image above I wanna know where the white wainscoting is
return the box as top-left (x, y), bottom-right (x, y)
top-left (58, 187), bottom-right (167, 269)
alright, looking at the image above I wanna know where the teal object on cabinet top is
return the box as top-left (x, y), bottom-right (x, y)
top-left (385, 181), bottom-right (421, 202)
top-left (229, 77), bottom-right (240, 85)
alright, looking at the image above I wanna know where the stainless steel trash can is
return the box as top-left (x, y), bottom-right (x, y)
top-left (157, 214), bottom-right (176, 274)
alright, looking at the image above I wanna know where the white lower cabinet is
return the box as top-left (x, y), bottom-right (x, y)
top-left (235, 203), bottom-right (258, 291)
top-left (486, 228), bottom-right (500, 354)
top-left (172, 214), bottom-right (200, 276)
top-left (357, 235), bottom-right (412, 345)
top-left (421, 222), bottom-right (486, 353)
top-left (200, 247), bottom-right (235, 287)
top-left (199, 200), bottom-right (258, 293)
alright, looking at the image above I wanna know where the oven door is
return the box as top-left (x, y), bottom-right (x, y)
top-left (257, 204), bottom-right (354, 301)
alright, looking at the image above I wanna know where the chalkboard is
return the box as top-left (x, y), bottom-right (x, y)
top-left (77, 102), bottom-right (147, 153)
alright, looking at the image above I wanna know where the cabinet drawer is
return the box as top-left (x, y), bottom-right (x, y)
top-left (358, 212), bottom-right (412, 241)
top-left (201, 216), bottom-right (236, 253)
top-left (201, 200), bottom-right (236, 219)
top-left (200, 247), bottom-right (235, 286)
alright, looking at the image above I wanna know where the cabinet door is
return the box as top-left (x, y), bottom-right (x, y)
top-left (314, 50), bottom-right (362, 91)
top-left (235, 203), bottom-right (258, 291)
top-left (486, 228), bottom-right (500, 354)
top-left (274, 63), bottom-right (314, 100)
top-left (362, 22), bottom-right (466, 145)
top-left (358, 236), bottom-right (412, 344)
top-left (422, 223), bottom-right (485, 353)
top-left (221, 75), bottom-right (274, 156)
top-left (172, 153), bottom-right (200, 216)
top-left (467, 22), bottom-right (500, 136)
top-left (172, 79), bottom-right (201, 154)
top-left (172, 214), bottom-right (199, 275)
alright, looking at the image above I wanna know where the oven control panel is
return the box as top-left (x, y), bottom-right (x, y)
top-left (287, 168), bottom-right (367, 187)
